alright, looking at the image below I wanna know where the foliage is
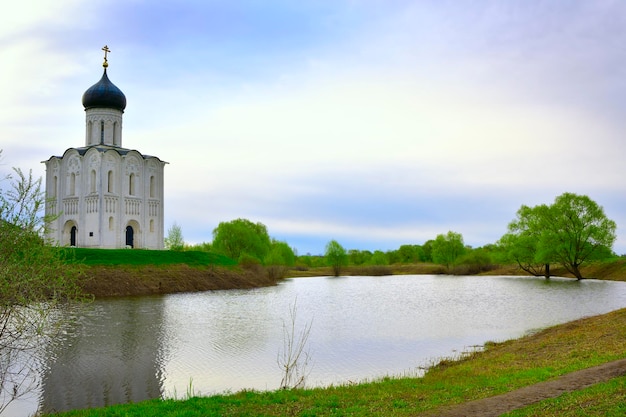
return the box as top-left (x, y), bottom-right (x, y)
top-left (164, 222), bottom-right (185, 251)
top-left (186, 242), bottom-right (213, 252)
top-left (348, 249), bottom-right (372, 266)
top-left (422, 239), bottom-right (434, 262)
top-left (431, 231), bottom-right (466, 270)
top-left (452, 248), bottom-right (496, 275)
top-left (296, 255), bottom-right (326, 268)
top-left (324, 240), bottom-right (348, 276)
top-left (367, 250), bottom-right (389, 266)
top-left (1, 164), bottom-right (83, 414)
top-left (393, 244), bottom-right (425, 263)
top-left (501, 193), bottom-right (616, 279)
top-left (265, 240), bottom-right (296, 267)
top-left (212, 218), bottom-right (271, 263)
top-left (540, 193), bottom-right (616, 279)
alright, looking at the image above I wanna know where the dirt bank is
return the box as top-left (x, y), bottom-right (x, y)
top-left (80, 264), bottom-right (280, 297)
top-left (80, 259), bottom-right (626, 298)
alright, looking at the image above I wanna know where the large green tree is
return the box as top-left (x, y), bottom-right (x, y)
top-left (325, 240), bottom-right (348, 276)
top-left (212, 218), bottom-right (271, 263)
top-left (431, 231), bottom-right (465, 270)
top-left (541, 193), bottom-right (616, 279)
top-left (1, 163), bottom-right (83, 413)
top-left (501, 193), bottom-right (616, 280)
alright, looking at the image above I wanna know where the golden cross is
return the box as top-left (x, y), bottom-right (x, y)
top-left (102, 45), bottom-right (110, 67)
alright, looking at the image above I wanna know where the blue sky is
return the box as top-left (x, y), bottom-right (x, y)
top-left (2, 0), bottom-right (626, 255)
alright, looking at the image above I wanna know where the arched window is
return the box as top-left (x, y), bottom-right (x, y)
top-left (90, 170), bottom-right (96, 193)
top-left (113, 122), bottom-right (118, 146)
top-left (129, 173), bottom-right (135, 195)
top-left (109, 216), bottom-right (114, 231)
top-left (87, 121), bottom-right (93, 144)
top-left (100, 120), bottom-right (105, 144)
top-left (70, 173), bottom-right (76, 196)
top-left (52, 176), bottom-right (58, 197)
top-left (150, 219), bottom-right (154, 233)
top-left (150, 175), bottom-right (155, 198)
top-left (107, 170), bottom-right (114, 193)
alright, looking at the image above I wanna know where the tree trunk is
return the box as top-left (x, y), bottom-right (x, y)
top-left (571, 264), bottom-right (584, 280)
top-left (544, 263), bottom-right (550, 279)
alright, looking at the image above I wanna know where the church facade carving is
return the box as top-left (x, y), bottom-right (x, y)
top-left (43, 47), bottom-right (167, 249)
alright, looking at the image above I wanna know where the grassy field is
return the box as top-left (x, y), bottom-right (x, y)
top-left (46, 301), bottom-right (626, 416)
top-left (62, 247), bottom-right (237, 267)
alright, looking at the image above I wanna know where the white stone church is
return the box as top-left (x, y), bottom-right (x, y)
top-left (44, 48), bottom-right (167, 249)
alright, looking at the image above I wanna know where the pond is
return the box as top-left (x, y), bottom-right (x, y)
top-left (6, 275), bottom-right (626, 416)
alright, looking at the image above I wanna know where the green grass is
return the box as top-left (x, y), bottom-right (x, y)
top-left (61, 247), bottom-right (236, 267)
top-left (45, 307), bottom-right (626, 417)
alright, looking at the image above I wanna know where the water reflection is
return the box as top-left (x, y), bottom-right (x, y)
top-left (8, 275), bottom-right (626, 417)
top-left (38, 297), bottom-right (166, 414)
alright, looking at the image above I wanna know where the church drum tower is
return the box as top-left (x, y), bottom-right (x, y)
top-left (43, 46), bottom-right (167, 249)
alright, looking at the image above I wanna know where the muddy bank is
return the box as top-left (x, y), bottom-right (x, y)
top-left (80, 259), bottom-right (626, 298)
top-left (80, 264), bottom-right (280, 297)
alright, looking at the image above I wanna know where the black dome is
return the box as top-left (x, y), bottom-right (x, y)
top-left (82, 70), bottom-right (127, 111)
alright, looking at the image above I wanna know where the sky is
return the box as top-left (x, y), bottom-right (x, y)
top-left (1, 0), bottom-right (626, 255)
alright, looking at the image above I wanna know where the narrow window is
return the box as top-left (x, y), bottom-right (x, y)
top-left (52, 176), bottom-right (58, 197)
top-left (90, 170), bottom-right (96, 193)
top-left (100, 120), bottom-right (105, 144)
top-left (109, 216), bottom-right (114, 231)
top-left (70, 173), bottom-right (76, 196)
top-left (87, 121), bottom-right (93, 144)
top-left (107, 170), bottom-right (114, 193)
top-left (129, 173), bottom-right (135, 195)
top-left (113, 122), bottom-right (118, 146)
top-left (150, 219), bottom-right (154, 233)
top-left (150, 176), bottom-right (155, 198)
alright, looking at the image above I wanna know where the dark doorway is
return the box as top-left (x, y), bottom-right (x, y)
top-left (70, 226), bottom-right (77, 246)
top-left (125, 226), bottom-right (134, 248)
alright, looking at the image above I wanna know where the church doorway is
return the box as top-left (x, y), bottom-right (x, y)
top-left (70, 226), bottom-right (77, 246)
top-left (125, 226), bottom-right (134, 248)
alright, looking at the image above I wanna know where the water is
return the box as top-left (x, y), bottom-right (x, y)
top-left (5, 275), bottom-right (626, 416)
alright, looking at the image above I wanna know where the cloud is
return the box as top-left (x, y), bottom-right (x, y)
top-left (3, 1), bottom-right (626, 255)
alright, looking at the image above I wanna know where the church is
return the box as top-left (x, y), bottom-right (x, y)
top-left (44, 47), bottom-right (167, 249)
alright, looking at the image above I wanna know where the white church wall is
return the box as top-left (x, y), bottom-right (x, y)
top-left (44, 61), bottom-right (166, 250)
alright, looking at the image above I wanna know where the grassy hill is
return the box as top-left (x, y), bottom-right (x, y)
top-left (62, 247), bottom-right (237, 267)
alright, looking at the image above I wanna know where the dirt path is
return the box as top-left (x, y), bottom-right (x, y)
top-left (429, 358), bottom-right (626, 416)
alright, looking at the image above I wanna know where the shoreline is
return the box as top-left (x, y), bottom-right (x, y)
top-left (80, 259), bottom-right (626, 298)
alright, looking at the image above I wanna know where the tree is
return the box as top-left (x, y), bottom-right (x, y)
top-left (265, 240), bottom-right (296, 267)
top-left (499, 204), bottom-right (550, 277)
top-left (1, 163), bottom-right (83, 413)
top-left (164, 222), bottom-right (185, 251)
top-left (348, 249), bottom-right (372, 266)
top-left (367, 250), bottom-right (389, 266)
top-left (540, 193), bottom-right (616, 279)
top-left (325, 240), bottom-right (347, 276)
top-left (264, 240), bottom-right (296, 280)
top-left (501, 193), bottom-right (617, 280)
top-left (212, 218), bottom-right (271, 263)
top-left (394, 244), bottom-right (425, 263)
top-left (421, 240), bottom-right (434, 262)
top-left (431, 231), bottom-right (465, 270)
